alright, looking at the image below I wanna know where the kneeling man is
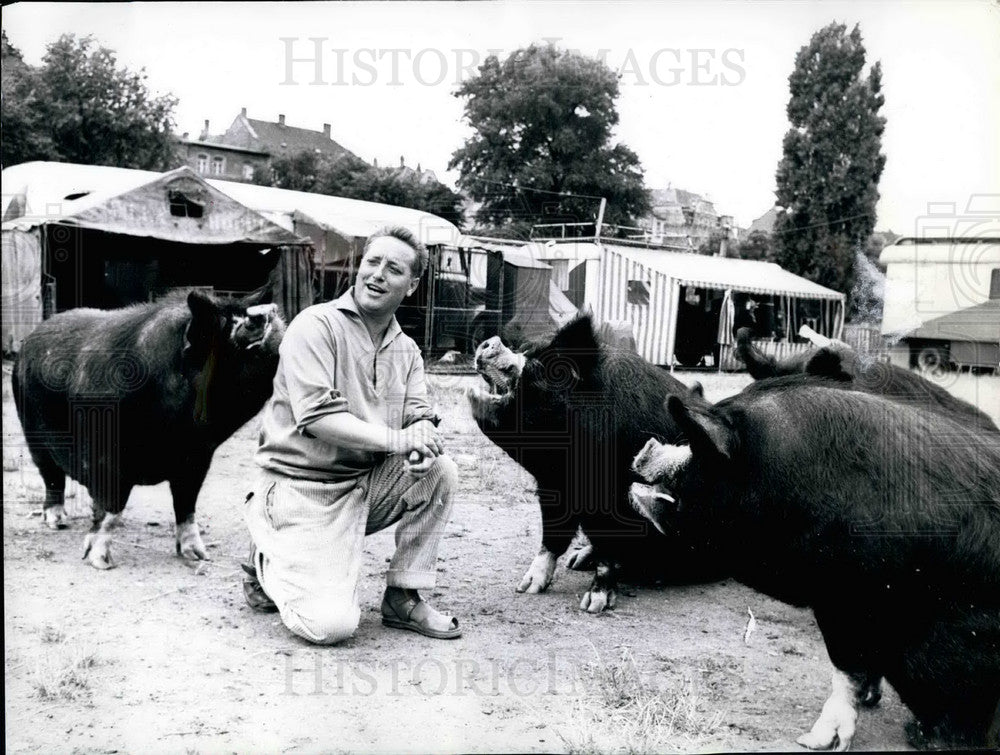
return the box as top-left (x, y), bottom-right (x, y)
top-left (243, 226), bottom-right (461, 644)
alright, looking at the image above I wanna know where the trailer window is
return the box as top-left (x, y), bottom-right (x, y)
top-left (990, 268), bottom-right (1000, 300)
top-left (627, 280), bottom-right (649, 306)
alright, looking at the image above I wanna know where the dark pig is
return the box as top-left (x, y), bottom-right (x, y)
top-left (13, 289), bottom-right (284, 569)
top-left (630, 377), bottom-right (1000, 749)
top-left (735, 327), bottom-right (998, 432)
top-left (467, 316), bottom-right (722, 613)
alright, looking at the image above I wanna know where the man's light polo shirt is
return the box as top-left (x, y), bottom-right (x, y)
top-left (255, 291), bottom-right (436, 481)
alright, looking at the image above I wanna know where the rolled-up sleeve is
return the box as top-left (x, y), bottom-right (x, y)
top-left (401, 348), bottom-right (438, 428)
top-left (279, 312), bottom-right (350, 433)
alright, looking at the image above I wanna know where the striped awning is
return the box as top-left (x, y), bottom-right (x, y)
top-left (603, 244), bottom-right (844, 301)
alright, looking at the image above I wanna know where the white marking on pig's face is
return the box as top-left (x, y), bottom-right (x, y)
top-left (231, 303), bottom-right (280, 350)
top-left (631, 438), bottom-right (692, 484)
top-left (474, 337), bottom-right (526, 394)
top-left (246, 304), bottom-right (276, 318)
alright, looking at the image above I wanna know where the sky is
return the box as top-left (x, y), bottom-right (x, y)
top-left (3, 0), bottom-right (998, 232)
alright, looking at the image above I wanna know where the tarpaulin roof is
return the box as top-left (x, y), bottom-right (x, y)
top-left (604, 244), bottom-right (844, 300)
top-left (208, 178), bottom-right (463, 247)
top-left (904, 299), bottom-right (1000, 343)
top-left (453, 235), bottom-right (553, 268)
top-left (1, 161), bottom-right (307, 246)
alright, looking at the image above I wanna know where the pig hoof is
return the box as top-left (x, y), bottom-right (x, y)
top-left (176, 521), bottom-right (208, 561)
top-left (516, 550), bottom-right (556, 594)
top-left (44, 506), bottom-right (68, 530)
top-left (796, 707), bottom-right (856, 751)
top-left (565, 543), bottom-right (594, 570)
top-left (579, 588), bottom-right (616, 613)
top-left (82, 533), bottom-right (116, 570)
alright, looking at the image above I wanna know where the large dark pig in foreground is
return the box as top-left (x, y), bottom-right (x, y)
top-left (13, 290), bottom-right (284, 569)
top-left (630, 376), bottom-right (1000, 749)
top-left (467, 316), bottom-right (722, 613)
top-left (735, 327), bottom-right (998, 432)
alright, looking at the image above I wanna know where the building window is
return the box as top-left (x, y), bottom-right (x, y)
top-left (168, 188), bottom-right (205, 219)
top-left (990, 268), bottom-right (1000, 300)
top-left (211, 156), bottom-right (225, 175)
top-left (242, 164), bottom-right (254, 181)
top-left (196, 153), bottom-right (209, 173)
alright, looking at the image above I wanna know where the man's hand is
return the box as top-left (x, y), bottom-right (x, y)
top-left (393, 421), bottom-right (443, 478)
top-left (405, 449), bottom-right (435, 479)
top-left (389, 420), bottom-right (444, 461)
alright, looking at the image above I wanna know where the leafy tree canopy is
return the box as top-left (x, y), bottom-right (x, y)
top-left (268, 151), bottom-right (465, 228)
top-left (773, 23), bottom-right (886, 302)
top-left (449, 44), bottom-right (650, 237)
top-left (735, 230), bottom-right (777, 262)
top-left (1, 32), bottom-right (179, 170)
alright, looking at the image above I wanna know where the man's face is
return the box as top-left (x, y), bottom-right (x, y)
top-left (353, 235), bottom-right (420, 319)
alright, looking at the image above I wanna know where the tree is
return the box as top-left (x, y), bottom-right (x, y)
top-left (1, 31), bottom-right (57, 167)
top-left (1, 33), bottom-right (178, 170)
top-left (735, 230), bottom-right (776, 262)
top-left (449, 44), bottom-right (650, 237)
top-left (268, 150), bottom-right (327, 192)
top-left (773, 23), bottom-right (886, 301)
top-left (267, 150), bottom-right (465, 228)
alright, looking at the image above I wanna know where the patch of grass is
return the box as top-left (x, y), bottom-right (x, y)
top-left (29, 640), bottom-right (99, 702)
top-left (40, 624), bottom-right (66, 644)
top-left (558, 646), bottom-right (728, 754)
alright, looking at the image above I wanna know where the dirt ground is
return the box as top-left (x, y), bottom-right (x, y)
top-left (4, 362), bottom-right (998, 754)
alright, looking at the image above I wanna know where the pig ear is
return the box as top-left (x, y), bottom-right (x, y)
top-left (184, 290), bottom-right (224, 361)
top-left (736, 328), bottom-right (777, 379)
top-left (187, 290), bottom-right (218, 322)
top-left (805, 347), bottom-right (852, 382)
top-left (736, 326), bottom-right (753, 348)
top-left (542, 315), bottom-right (599, 382)
top-left (666, 395), bottom-right (733, 460)
top-left (548, 315), bottom-right (599, 353)
top-left (239, 282), bottom-right (273, 308)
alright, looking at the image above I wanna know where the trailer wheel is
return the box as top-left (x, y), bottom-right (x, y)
top-left (915, 344), bottom-right (949, 375)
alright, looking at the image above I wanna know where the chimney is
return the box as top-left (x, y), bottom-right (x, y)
top-left (278, 114), bottom-right (285, 126)
top-left (323, 123), bottom-right (331, 138)
top-left (399, 155), bottom-right (405, 168)
top-left (201, 119), bottom-right (210, 139)
top-left (373, 157), bottom-right (378, 168)
top-left (241, 107), bottom-right (247, 117)
top-left (182, 131), bottom-right (189, 140)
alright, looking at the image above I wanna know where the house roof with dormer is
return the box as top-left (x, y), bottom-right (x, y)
top-left (212, 113), bottom-right (360, 162)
